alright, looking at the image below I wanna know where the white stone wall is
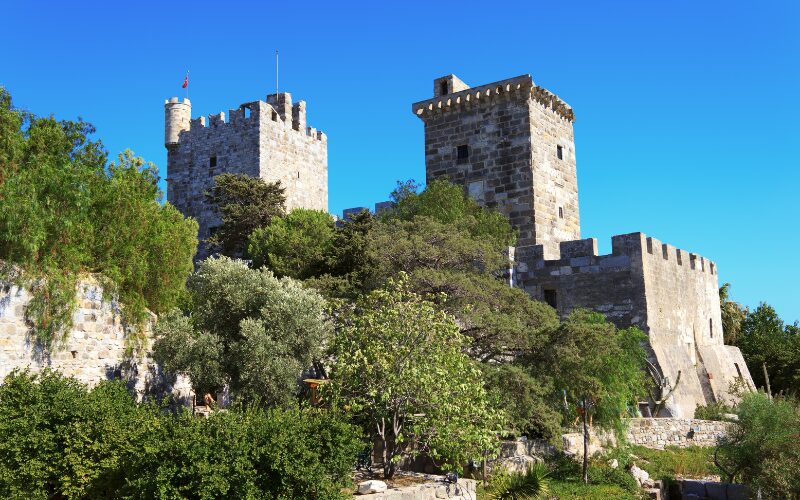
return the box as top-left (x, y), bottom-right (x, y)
top-left (0, 277), bottom-right (191, 402)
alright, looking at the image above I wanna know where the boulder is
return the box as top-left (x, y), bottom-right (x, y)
top-left (357, 480), bottom-right (388, 494)
top-left (608, 458), bottom-right (619, 469)
top-left (630, 464), bottom-right (653, 488)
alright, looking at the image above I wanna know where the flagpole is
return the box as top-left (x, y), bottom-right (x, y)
top-left (275, 50), bottom-right (279, 96)
top-left (186, 70), bottom-right (190, 100)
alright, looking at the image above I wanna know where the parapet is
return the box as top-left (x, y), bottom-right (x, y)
top-left (167, 93), bottom-right (325, 144)
top-left (412, 74), bottom-right (575, 122)
top-left (517, 232), bottom-right (717, 277)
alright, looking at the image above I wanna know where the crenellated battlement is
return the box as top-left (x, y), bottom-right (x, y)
top-left (517, 233), bottom-right (716, 277)
top-left (412, 74), bottom-right (574, 122)
top-left (172, 96), bottom-right (325, 144)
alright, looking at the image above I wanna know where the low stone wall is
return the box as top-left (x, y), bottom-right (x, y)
top-left (626, 418), bottom-right (731, 449)
top-left (357, 478), bottom-right (476, 499)
top-left (0, 276), bottom-right (191, 403)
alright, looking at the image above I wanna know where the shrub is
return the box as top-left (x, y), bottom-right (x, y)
top-left (694, 401), bottom-right (735, 421)
top-left (0, 370), bottom-right (363, 499)
top-left (487, 463), bottom-right (551, 499)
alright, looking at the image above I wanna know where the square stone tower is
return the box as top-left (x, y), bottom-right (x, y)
top-left (164, 92), bottom-right (327, 260)
top-left (412, 74), bottom-right (579, 258)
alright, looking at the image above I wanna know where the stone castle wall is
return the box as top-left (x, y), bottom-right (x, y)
top-left (0, 276), bottom-right (191, 402)
top-left (626, 418), bottom-right (731, 449)
top-left (413, 75), bottom-right (579, 257)
top-left (514, 232), bottom-right (755, 417)
top-left (165, 92), bottom-right (327, 260)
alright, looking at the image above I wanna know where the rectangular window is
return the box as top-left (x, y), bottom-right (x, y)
top-left (210, 155), bottom-right (217, 168)
top-left (558, 206), bottom-right (564, 219)
top-left (543, 289), bottom-right (558, 310)
top-left (557, 145), bottom-right (563, 160)
top-left (456, 144), bottom-right (469, 164)
top-left (709, 318), bottom-right (713, 338)
top-left (440, 80), bottom-right (448, 96)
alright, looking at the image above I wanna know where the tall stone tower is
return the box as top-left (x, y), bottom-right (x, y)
top-left (164, 92), bottom-right (328, 260)
top-left (412, 74), bottom-right (579, 259)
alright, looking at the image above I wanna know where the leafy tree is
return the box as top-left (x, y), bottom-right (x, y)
top-left (205, 173), bottom-right (286, 257)
top-left (714, 392), bottom-right (800, 497)
top-left (719, 283), bottom-right (747, 345)
top-left (0, 87), bottom-right (197, 348)
top-left (530, 310), bottom-right (648, 483)
top-left (736, 303), bottom-right (800, 396)
top-left (153, 256), bottom-right (330, 405)
top-left (328, 274), bottom-right (503, 478)
top-left (248, 208), bottom-right (336, 279)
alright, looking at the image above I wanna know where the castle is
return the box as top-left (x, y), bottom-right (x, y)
top-left (164, 92), bottom-right (327, 260)
top-left (411, 74), bottom-right (753, 417)
top-left (163, 73), bottom-right (754, 418)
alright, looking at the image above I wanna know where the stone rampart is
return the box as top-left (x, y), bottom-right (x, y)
top-left (626, 418), bottom-right (731, 449)
top-left (0, 275), bottom-right (191, 402)
top-left (515, 232), bottom-right (755, 417)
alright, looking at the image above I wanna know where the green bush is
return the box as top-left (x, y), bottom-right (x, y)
top-left (694, 401), bottom-right (735, 421)
top-left (486, 463), bottom-right (551, 499)
top-left (0, 370), bottom-right (363, 499)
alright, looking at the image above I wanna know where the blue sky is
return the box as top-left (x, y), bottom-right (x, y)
top-left (2, 1), bottom-right (798, 322)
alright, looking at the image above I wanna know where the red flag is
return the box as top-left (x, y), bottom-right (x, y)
top-left (182, 73), bottom-right (189, 89)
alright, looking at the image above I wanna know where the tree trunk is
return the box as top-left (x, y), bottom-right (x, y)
top-left (582, 396), bottom-right (589, 484)
top-left (762, 362), bottom-right (772, 400)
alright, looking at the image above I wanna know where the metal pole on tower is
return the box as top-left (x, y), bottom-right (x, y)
top-left (276, 50), bottom-right (279, 96)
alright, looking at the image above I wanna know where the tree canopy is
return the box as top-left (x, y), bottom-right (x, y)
top-left (205, 173), bottom-right (286, 258)
top-left (0, 87), bottom-right (197, 347)
top-left (153, 256), bottom-right (330, 405)
top-left (328, 274), bottom-right (503, 478)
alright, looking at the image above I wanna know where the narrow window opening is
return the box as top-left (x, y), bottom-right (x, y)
top-left (662, 245), bottom-right (669, 260)
top-left (709, 318), bottom-right (713, 338)
top-left (543, 289), bottom-right (558, 310)
top-left (557, 145), bottom-right (564, 160)
top-left (558, 206), bottom-right (564, 219)
top-left (456, 144), bottom-right (469, 164)
top-left (646, 238), bottom-right (653, 254)
top-left (243, 106), bottom-right (251, 119)
top-left (297, 172), bottom-right (300, 179)
top-left (676, 250), bottom-right (683, 265)
top-left (209, 155), bottom-right (217, 168)
top-left (439, 80), bottom-right (448, 96)
top-left (71, 350), bottom-right (78, 359)
top-left (271, 111), bottom-right (278, 121)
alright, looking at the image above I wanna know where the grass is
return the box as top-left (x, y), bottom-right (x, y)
top-left (628, 445), bottom-right (720, 482)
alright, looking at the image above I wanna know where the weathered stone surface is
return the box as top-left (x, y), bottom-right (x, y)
top-left (356, 476), bottom-right (476, 500)
top-left (357, 480), bottom-right (388, 494)
top-left (412, 73), bottom-right (755, 418)
top-left (626, 418), bottom-right (731, 449)
top-left (165, 92), bottom-right (328, 261)
top-left (0, 276), bottom-right (191, 403)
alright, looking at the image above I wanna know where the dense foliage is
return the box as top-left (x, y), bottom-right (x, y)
top-left (0, 88), bottom-right (197, 347)
top-left (328, 274), bottom-right (503, 478)
top-left (0, 370), bottom-right (362, 499)
top-left (248, 208), bottom-right (336, 279)
top-left (715, 392), bottom-right (800, 497)
top-left (153, 256), bottom-right (330, 405)
top-left (205, 172), bottom-right (286, 257)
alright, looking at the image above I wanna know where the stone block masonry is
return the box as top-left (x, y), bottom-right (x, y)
top-left (413, 74), bottom-right (579, 259)
top-left (0, 275), bottom-right (191, 403)
top-left (165, 91), bottom-right (328, 261)
top-left (626, 418), bottom-right (731, 449)
top-left (514, 232), bottom-right (755, 417)
top-left (412, 73), bottom-right (755, 418)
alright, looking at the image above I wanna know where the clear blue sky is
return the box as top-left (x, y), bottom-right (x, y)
top-left (2, 1), bottom-right (798, 322)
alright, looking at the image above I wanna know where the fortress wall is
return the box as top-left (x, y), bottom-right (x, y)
top-left (640, 236), bottom-right (754, 415)
top-left (528, 94), bottom-right (580, 259)
top-left (515, 233), bottom-right (648, 328)
top-left (0, 277), bottom-right (192, 402)
top-left (516, 232), bottom-right (755, 417)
